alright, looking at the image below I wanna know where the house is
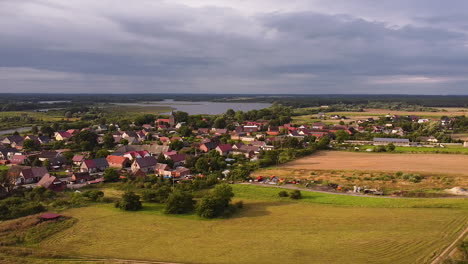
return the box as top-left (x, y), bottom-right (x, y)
top-left (216, 144), bottom-right (232, 156)
top-left (123, 151), bottom-right (151, 160)
top-left (38, 151), bottom-right (61, 162)
top-left (37, 136), bottom-right (51, 144)
top-left (131, 156), bottom-right (158, 173)
top-left (1, 135), bottom-right (24, 146)
top-left (66, 129), bottom-right (80, 136)
top-left (10, 155), bottom-right (27, 165)
top-left (80, 158), bottom-right (109, 173)
top-left (243, 125), bottom-right (258, 134)
top-left (267, 126), bottom-right (280, 136)
top-left (72, 155), bottom-right (85, 166)
top-left (71, 172), bottom-right (93, 183)
top-left (199, 141), bottom-right (218, 153)
top-left (155, 163), bottom-right (171, 176)
top-left (106, 155), bottom-right (129, 169)
top-left (197, 128), bottom-right (210, 135)
top-left (37, 174), bottom-right (66, 191)
top-left (213, 129), bottom-right (228, 135)
top-left (418, 119), bottom-right (430, 124)
top-left (173, 167), bottom-right (190, 178)
top-left (54, 131), bottom-right (72, 141)
top-left (312, 123), bottom-right (327, 130)
top-left (18, 167), bottom-right (48, 184)
top-left (114, 144), bottom-right (170, 157)
top-left (166, 153), bottom-right (186, 167)
top-left (391, 127), bottom-right (405, 136)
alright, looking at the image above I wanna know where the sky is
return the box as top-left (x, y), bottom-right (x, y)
top-left (1, 0), bottom-right (468, 94)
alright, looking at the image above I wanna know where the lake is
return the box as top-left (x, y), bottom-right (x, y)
top-left (114, 99), bottom-right (271, 115)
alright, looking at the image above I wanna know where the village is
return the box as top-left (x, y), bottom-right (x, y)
top-left (1, 108), bottom-right (466, 194)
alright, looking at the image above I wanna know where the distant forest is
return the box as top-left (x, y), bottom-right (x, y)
top-left (0, 93), bottom-right (467, 111)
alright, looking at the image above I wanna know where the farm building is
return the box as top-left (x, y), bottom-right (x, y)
top-left (373, 138), bottom-right (410, 146)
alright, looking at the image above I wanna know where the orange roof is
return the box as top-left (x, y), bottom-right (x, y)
top-left (106, 155), bottom-right (128, 165)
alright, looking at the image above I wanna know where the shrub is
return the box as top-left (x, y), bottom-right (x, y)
top-left (164, 191), bottom-right (195, 214)
top-left (278, 190), bottom-right (289, 197)
top-left (142, 186), bottom-right (171, 203)
top-left (0, 198), bottom-right (46, 221)
top-left (82, 190), bottom-right (104, 202)
top-left (103, 168), bottom-right (119, 182)
top-left (196, 184), bottom-right (235, 218)
top-left (289, 190), bottom-right (302, 199)
top-left (234, 200), bottom-right (243, 209)
top-left (114, 192), bottom-right (142, 211)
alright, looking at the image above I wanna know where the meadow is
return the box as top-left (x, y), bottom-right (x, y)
top-left (352, 145), bottom-right (468, 154)
top-left (0, 185), bottom-right (466, 263)
top-left (292, 107), bottom-right (468, 125)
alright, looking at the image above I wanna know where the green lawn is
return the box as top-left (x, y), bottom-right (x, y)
top-left (25, 185), bottom-right (468, 264)
top-left (353, 145), bottom-right (468, 154)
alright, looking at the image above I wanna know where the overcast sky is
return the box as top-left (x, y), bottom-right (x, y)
top-left (1, 0), bottom-right (468, 94)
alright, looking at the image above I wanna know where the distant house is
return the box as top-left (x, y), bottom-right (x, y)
top-left (216, 144), bottom-right (232, 156)
top-left (173, 167), bottom-right (190, 178)
top-left (123, 151), bottom-right (151, 160)
top-left (71, 172), bottom-right (93, 183)
top-left (131, 156), bottom-right (157, 173)
top-left (114, 144), bottom-right (170, 157)
top-left (10, 155), bottom-right (27, 165)
top-left (199, 141), bottom-right (218, 153)
top-left (243, 125), bottom-right (258, 134)
top-left (38, 151), bottom-right (61, 162)
top-left (18, 167), bottom-right (49, 184)
top-left (37, 174), bottom-right (66, 191)
top-left (165, 153), bottom-right (186, 167)
top-left (106, 155), bottom-right (129, 169)
top-left (1, 135), bottom-right (24, 146)
top-left (80, 158), bottom-right (109, 173)
top-left (54, 131), bottom-right (72, 141)
top-left (155, 163), bottom-right (171, 176)
top-left (72, 155), bottom-right (85, 166)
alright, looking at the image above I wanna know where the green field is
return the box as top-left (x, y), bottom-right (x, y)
top-left (16, 184), bottom-right (465, 264)
top-left (354, 145), bottom-right (468, 154)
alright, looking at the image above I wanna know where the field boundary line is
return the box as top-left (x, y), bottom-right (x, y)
top-left (430, 225), bottom-right (468, 264)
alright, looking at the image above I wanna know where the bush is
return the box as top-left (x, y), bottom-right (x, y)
top-left (196, 184), bottom-right (235, 218)
top-left (103, 168), bottom-right (119, 182)
top-left (164, 191), bottom-right (195, 214)
top-left (0, 198), bottom-right (46, 220)
top-left (114, 192), bottom-right (142, 211)
top-left (142, 186), bottom-right (171, 203)
top-left (278, 190), bottom-right (289, 197)
top-left (234, 200), bottom-right (243, 209)
top-left (289, 190), bottom-right (302, 199)
top-left (82, 190), bottom-right (104, 202)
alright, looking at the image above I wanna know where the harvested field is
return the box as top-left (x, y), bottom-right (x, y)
top-left (253, 151), bottom-right (468, 191)
top-left (281, 151), bottom-right (468, 176)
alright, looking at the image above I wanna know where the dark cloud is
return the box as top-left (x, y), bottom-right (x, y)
top-left (0, 0), bottom-right (467, 94)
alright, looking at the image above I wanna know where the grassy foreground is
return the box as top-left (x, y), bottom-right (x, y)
top-left (21, 184), bottom-right (466, 264)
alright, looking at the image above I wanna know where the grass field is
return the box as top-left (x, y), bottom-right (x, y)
top-left (353, 145), bottom-right (468, 154)
top-left (252, 151), bottom-right (468, 191)
top-left (100, 105), bottom-right (172, 120)
top-left (29, 184), bottom-right (467, 264)
top-left (292, 107), bottom-right (467, 125)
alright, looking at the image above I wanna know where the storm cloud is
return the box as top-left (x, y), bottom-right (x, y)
top-left (0, 0), bottom-right (467, 94)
